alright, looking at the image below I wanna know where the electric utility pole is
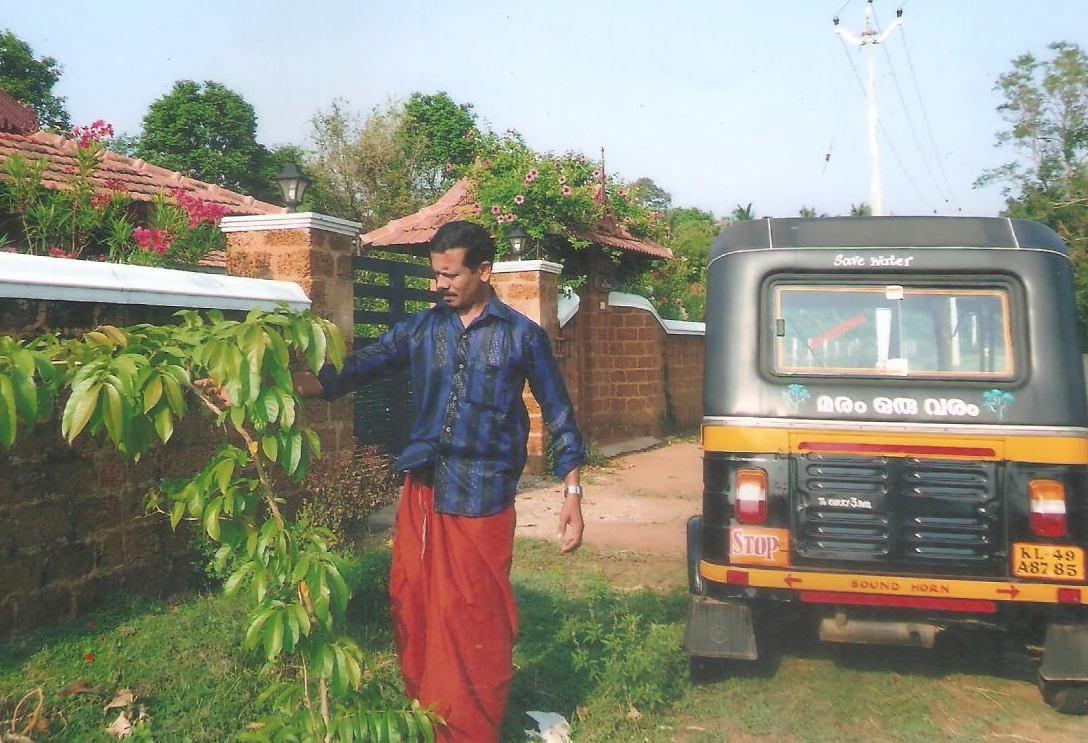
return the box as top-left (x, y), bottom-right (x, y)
top-left (834, 1), bottom-right (903, 216)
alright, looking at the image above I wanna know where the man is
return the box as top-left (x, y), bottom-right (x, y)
top-left (293, 220), bottom-right (586, 742)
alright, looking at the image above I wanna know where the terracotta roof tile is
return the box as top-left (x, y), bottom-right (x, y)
top-left (360, 179), bottom-right (476, 248)
top-left (0, 130), bottom-right (284, 216)
top-left (0, 89), bottom-right (37, 134)
top-left (361, 178), bottom-right (671, 259)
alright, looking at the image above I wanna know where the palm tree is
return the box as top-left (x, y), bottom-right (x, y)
top-left (731, 203), bottom-right (755, 222)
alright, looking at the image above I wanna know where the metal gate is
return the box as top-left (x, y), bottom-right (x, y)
top-left (352, 254), bottom-right (440, 455)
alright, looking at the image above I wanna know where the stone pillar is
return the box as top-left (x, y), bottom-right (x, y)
top-left (219, 213), bottom-right (361, 459)
top-left (491, 259), bottom-right (562, 474)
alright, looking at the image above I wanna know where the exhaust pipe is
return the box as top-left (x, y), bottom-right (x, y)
top-left (819, 609), bottom-right (939, 648)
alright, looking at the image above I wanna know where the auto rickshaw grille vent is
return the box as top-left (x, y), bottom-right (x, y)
top-left (794, 455), bottom-right (1001, 574)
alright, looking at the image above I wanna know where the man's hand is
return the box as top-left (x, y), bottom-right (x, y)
top-left (193, 377), bottom-right (231, 408)
top-left (292, 370), bottom-right (324, 399)
top-left (557, 494), bottom-right (584, 554)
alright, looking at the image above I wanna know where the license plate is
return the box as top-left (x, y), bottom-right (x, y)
top-left (1011, 543), bottom-right (1085, 582)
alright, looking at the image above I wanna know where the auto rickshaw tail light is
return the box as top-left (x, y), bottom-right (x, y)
top-left (735, 469), bottom-right (768, 524)
top-left (1028, 479), bottom-right (1067, 538)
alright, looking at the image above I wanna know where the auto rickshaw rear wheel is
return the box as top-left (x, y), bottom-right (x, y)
top-left (1038, 673), bottom-right (1088, 714)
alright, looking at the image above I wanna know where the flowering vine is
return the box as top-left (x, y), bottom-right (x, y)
top-left (463, 131), bottom-right (666, 259)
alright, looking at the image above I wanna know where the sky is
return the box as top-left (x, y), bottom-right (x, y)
top-left (4, 1), bottom-right (1087, 219)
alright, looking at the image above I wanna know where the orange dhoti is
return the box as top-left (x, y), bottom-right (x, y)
top-left (390, 474), bottom-right (518, 743)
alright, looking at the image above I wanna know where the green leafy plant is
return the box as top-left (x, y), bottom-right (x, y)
top-left (0, 307), bottom-right (438, 742)
top-left (0, 120), bottom-right (228, 266)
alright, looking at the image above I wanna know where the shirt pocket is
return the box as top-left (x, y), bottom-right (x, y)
top-left (463, 358), bottom-right (517, 413)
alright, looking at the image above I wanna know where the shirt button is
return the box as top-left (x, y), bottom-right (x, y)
top-left (458, 363), bottom-right (465, 369)
top-left (445, 426), bottom-right (451, 433)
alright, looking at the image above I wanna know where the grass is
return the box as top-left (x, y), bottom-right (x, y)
top-left (3, 538), bottom-right (1088, 742)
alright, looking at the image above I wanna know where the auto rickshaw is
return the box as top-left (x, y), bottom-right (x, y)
top-left (685, 216), bottom-right (1088, 713)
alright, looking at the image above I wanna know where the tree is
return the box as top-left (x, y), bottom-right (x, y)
top-left (400, 91), bottom-right (480, 202)
top-left (849, 202), bottom-right (872, 216)
top-left (731, 203), bottom-right (755, 222)
top-left (977, 42), bottom-right (1088, 339)
top-left (135, 80), bottom-right (274, 199)
top-left (0, 29), bottom-right (70, 131)
top-left (628, 177), bottom-right (672, 213)
top-left (305, 98), bottom-right (420, 229)
top-left (976, 41), bottom-right (1088, 201)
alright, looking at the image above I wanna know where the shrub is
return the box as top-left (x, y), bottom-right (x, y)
top-left (300, 441), bottom-right (400, 545)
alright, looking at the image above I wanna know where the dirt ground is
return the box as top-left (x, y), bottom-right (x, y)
top-left (512, 439), bottom-right (702, 587)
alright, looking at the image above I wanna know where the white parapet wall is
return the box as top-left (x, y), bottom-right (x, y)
top-left (607, 291), bottom-right (705, 336)
top-left (0, 252), bottom-right (310, 311)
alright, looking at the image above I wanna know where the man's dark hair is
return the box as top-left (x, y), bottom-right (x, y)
top-left (430, 221), bottom-right (496, 269)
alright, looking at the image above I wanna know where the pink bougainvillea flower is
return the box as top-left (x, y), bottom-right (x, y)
top-left (514, 195), bottom-right (525, 205)
top-left (90, 193), bottom-right (111, 210)
top-left (48, 248), bottom-right (73, 259)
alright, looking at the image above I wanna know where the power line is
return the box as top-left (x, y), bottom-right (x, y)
top-left (872, 6), bottom-right (952, 207)
top-left (899, 23), bottom-right (959, 211)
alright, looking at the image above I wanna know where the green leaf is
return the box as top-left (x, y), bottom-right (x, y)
top-left (213, 458), bottom-right (235, 495)
top-left (153, 404), bottom-right (174, 444)
top-left (303, 428), bottom-right (321, 460)
top-left (224, 562), bottom-right (253, 597)
top-left (62, 380), bottom-right (101, 442)
top-left (261, 435), bottom-right (278, 462)
top-left (0, 375), bottom-right (17, 449)
top-left (323, 320), bottom-right (347, 370)
top-left (142, 373), bottom-right (163, 413)
top-left (161, 372), bottom-right (186, 416)
top-left (244, 607), bottom-right (274, 651)
top-left (11, 369), bottom-right (38, 424)
top-left (203, 499), bottom-right (222, 541)
top-left (169, 499), bottom-right (186, 530)
top-left (265, 613), bottom-right (284, 661)
top-left (305, 320), bottom-right (327, 372)
top-left (102, 382), bottom-right (125, 446)
top-left (258, 389), bottom-right (280, 425)
top-left (284, 430), bottom-right (303, 476)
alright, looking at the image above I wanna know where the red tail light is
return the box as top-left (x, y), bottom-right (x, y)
top-left (1029, 480), bottom-right (1067, 538)
top-left (735, 469), bottom-right (768, 524)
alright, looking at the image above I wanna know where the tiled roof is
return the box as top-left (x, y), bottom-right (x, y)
top-left (361, 178), bottom-right (672, 259)
top-left (0, 130), bottom-right (284, 217)
top-left (360, 179), bottom-right (476, 249)
top-left (0, 89), bottom-right (37, 134)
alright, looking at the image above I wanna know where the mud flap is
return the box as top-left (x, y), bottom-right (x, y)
top-left (686, 516), bottom-right (704, 595)
top-left (683, 595), bottom-right (758, 660)
top-left (1040, 619), bottom-right (1088, 682)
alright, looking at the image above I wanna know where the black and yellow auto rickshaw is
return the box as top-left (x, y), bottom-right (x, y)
top-left (685, 216), bottom-right (1088, 712)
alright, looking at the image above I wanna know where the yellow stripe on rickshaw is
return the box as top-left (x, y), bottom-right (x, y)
top-left (701, 426), bottom-right (1088, 465)
top-left (698, 562), bottom-right (1086, 605)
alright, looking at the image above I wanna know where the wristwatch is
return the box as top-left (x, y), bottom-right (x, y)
top-left (564, 484), bottom-right (584, 499)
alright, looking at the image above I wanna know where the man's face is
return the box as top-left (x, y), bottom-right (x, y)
top-left (431, 247), bottom-right (491, 312)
